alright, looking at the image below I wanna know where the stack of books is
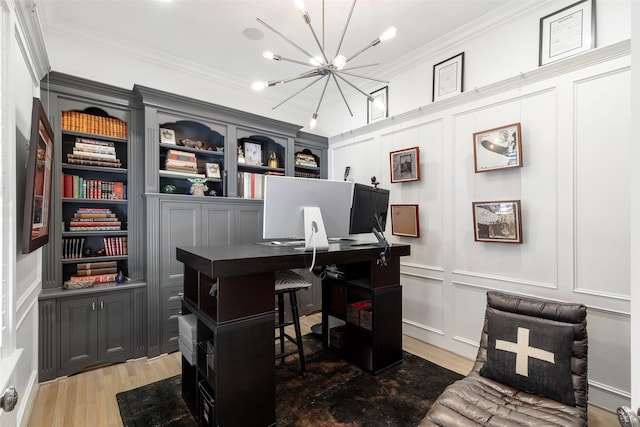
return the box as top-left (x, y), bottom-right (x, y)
top-left (69, 260), bottom-right (118, 284)
top-left (67, 137), bottom-right (122, 168)
top-left (164, 149), bottom-right (200, 175)
top-left (69, 208), bottom-right (121, 232)
top-left (295, 152), bottom-right (318, 168)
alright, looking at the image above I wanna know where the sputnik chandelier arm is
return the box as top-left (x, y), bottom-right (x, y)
top-left (253, 0), bottom-right (397, 129)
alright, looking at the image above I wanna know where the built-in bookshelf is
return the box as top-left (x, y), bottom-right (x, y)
top-left (60, 123), bottom-right (130, 285)
top-left (237, 135), bottom-right (286, 199)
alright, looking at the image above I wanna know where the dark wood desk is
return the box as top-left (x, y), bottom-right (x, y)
top-left (177, 242), bottom-right (410, 427)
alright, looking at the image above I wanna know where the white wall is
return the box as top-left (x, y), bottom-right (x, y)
top-left (328, 0), bottom-right (632, 412)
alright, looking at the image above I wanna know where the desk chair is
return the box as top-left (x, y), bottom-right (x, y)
top-left (275, 270), bottom-right (312, 378)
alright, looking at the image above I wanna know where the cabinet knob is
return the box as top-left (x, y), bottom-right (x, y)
top-left (0, 386), bottom-right (18, 412)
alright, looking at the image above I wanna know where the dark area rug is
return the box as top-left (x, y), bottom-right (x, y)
top-left (117, 335), bottom-right (463, 426)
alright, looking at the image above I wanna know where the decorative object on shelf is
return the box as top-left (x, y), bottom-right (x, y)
top-left (432, 52), bottom-right (464, 102)
top-left (390, 204), bottom-right (420, 238)
top-left (389, 146), bottom-right (420, 183)
top-left (243, 141), bottom-right (262, 165)
top-left (159, 128), bottom-right (176, 144)
top-left (22, 98), bottom-right (54, 254)
top-left (116, 271), bottom-right (126, 284)
top-left (252, 0), bottom-right (396, 129)
top-left (539, 0), bottom-right (595, 66)
top-left (205, 163), bottom-right (221, 179)
top-left (295, 149), bottom-right (318, 168)
top-left (473, 123), bottom-right (523, 173)
top-left (268, 151), bottom-right (279, 168)
top-left (472, 200), bottom-right (523, 244)
top-left (160, 184), bottom-right (178, 194)
top-left (237, 145), bottom-right (245, 164)
top-left (188, 178), bottom-right (208, 197)
top-left (368, 86), bottom-right (388, 123)
top-left (63, 278), bottom-right (95, 290)
top-left (83, 247), bottom-right (93, 257)
top-left (179, 138), bottom-right (204, 149)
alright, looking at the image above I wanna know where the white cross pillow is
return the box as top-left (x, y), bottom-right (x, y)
top-left (479, 309), bottom-right (576, 406)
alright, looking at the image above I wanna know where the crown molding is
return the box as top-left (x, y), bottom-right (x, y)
top-left (15, 0), bottom-right (50, 80)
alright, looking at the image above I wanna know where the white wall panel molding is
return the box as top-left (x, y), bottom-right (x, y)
top-left (15, 276), bottom-right (39, 321)
top-left (452, 271), bottom-right (556, 290)
top-left (402, 319), bottom-right (444, 337)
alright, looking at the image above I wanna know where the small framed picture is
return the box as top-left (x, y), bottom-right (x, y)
top-left (159, 128), bottom-right (176, 145)
top-left (391, 204), bottom-right (420, 238)
top-left (432, 52), bottom-right (464, 102)
top-left (368, 86), bottom-right (388, 123)
top-left (539, 0), bottom-right (595, 66)
top-left (472, 200), bottom-right (522, 244)
top-left (205, 162), bottom-right (221, 179)
top-left (473, 123), bottom-right (523, 173)
top-left (390, 147), bottom-right (420, 183)
top-left (243, 141), bottom-right (262, 165)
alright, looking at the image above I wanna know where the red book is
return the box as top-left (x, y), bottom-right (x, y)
top-left (63, 174), bottom-right (73, 198)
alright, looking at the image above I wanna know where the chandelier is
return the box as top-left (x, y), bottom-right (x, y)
top-left (252, 0), bottom-right (397, 129)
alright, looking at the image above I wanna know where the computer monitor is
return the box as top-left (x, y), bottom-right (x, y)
top-left (262, 175), bottom-right (354, 250)
top-left (349, 183), bottom-right (390, 235)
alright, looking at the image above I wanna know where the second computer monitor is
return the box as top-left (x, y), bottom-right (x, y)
top-left (349, 183), bottom-right (390, 235)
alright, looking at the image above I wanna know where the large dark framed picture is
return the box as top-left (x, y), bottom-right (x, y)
top-left (22, 97), bottom-right (54, 254)
top-left (390, 147), bottom-right (420, 183)
top-left (539, 0), bottom-right (596, 66)
top-left (473, 123), bottom-right (523, 173)
top-left (472, 200), bottom-right (522, 244)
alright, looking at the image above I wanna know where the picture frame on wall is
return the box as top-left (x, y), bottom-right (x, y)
top-left (539, 0), bottom-right (595, 66)
top-left (390, 147), bottom-right (420, 183)
top-left (472, 200), bottom-right (522, 244)
top-left (432, 52), bottom-right (464, 102)
top-left (368, 86), bottom-right (388, 123)
top-left (22, 97), bottom-right (54, 254)
top-left (391, 204), bottom-right (420, 238)
top-left (473, 123), bottom-right (523, 173)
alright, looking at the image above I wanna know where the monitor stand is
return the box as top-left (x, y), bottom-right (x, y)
top-left (302, 206), bottom-right (329, 251)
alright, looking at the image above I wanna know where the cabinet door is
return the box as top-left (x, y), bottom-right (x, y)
top-left (160, 201), bottom-right (203, 285)
top-left (160, 284), bottom-right (183, 354)
top-left (60, 296), bottom-right (98, 374)
top-left (98, 291), bottom-right (132, 361)
top-left (202, 204), bottom-right (233, 247)
top-left (234, 204), bottom-right (263, 244)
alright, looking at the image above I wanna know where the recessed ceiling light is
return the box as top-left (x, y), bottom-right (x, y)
top-left (243, 27), bottom-right (264, 41)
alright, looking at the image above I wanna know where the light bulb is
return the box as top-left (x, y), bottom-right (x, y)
top-left (310, 56), bottom-right (323, 66)
top-left (294, 0), bottom-right (305, 12)
top-left (309, 113), bottom-right (318, 129)
top-left (379, 26), bottom-right (397, 42)
top-left (252, 81), bottom-right (267, 91)
top-left (332, 55), bottom-right (346, 70)
top-left (262, 50), bottom-right (275, 60)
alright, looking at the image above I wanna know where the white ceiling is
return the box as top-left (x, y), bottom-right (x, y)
top-left (37, 0), bottom-right (515, 106)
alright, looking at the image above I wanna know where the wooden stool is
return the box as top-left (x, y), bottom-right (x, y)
top-left (274, 271), bottom-right (312, 378)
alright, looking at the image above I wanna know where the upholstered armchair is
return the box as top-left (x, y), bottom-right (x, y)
top-left (420, 291), bottom-right (588, 427)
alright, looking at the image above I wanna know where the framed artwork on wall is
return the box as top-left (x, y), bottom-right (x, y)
top-left (539, 0), bottom-right (595, 66)
top-left (390, 147), bottom-right (420, 183)
top-left (472, 200), bottom-right (523, 244)
top-left (391, 204), bottom-right (420, 237)
top-left (473, 123), bottom-right (523, 173)
top-left (432, 52), bottom-right (464, 102)
top-left (22, 97), bottom-right (54, 254)
top-left (368, 86), bottom-right (388, 123)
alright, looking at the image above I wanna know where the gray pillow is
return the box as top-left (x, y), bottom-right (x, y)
top-left (479, 309), bottom-right (576, 406)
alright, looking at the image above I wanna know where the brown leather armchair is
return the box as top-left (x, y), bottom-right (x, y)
top-left (420, 291), bottom-right (588, 427)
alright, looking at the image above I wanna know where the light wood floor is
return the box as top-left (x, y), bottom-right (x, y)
top-left (27, 313), bottom-right (617, 427)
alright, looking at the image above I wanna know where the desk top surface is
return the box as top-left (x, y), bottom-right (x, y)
top-left (176, 242), bottom-right (410, 278)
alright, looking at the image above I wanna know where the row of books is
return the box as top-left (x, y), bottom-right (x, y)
top-left (164, 149), bottom-right (198, 174)
top-left (104, 237), bottom-right (128, 256)
top-left (67, 137), bottom-right (122, 168)
top-left (237, 171), bottom-right (284, 199)
top-left (62, 111), bottom-right (128, 139)
top-left (294, 171), bottom-right (321, 179)
top-left (63, 237), bottom-right (86, 259)
top-left (69, 208), bottom-right (122, 231)
top-left (62, 174), bottom-right (126, 200)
